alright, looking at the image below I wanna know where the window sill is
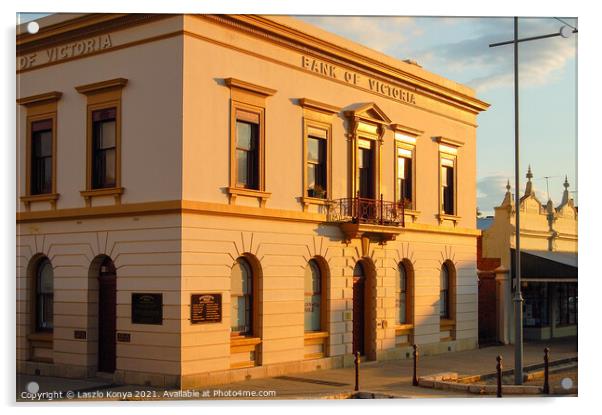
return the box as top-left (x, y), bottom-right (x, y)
top-left (227, 187), bottom-right (271, 207)
top-left (230, 335), bottom-right (262, 355)
top-left (27, 332), bottom-right (53, 346)
top-left (230, 335), bottom-right (262, 348)
top-left (394, 324), bottom-right (414, 335)
top-left (20, 193), bottom-right (60, 210)
top-left (301, 196), bottom-right (331, 211)
top-left (304, 331), bottom-right (329, 340)
top-left (402, 209), bottom-right (421, 222)
top-left (80, 187), bottom-right (124, 206)
top-left (437, 213), bottom-right (461, 225)
top-left (440, 319), bottom-right (456, 330)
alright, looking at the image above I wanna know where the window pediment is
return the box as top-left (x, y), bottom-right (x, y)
top-left (344, 102), bottom-right (391, 125)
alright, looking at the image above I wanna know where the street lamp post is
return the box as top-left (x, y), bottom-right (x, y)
top-left (489, 17), bottom-right (576, 386)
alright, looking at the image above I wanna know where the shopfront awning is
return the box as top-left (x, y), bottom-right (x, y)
top-left (511, 249), bottom-right (577, 282)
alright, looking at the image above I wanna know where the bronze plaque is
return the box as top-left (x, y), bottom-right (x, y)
top-left (132, 293), bottom-right (163, 325)
top-left (191, 293), bottom-right (222, 324)
top-left (117, 332), bottom-right (131, 343)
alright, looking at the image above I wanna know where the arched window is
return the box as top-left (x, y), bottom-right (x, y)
top-left (36, 257), bottom-right (54, 331)
top-left (231, 258), bottom-right (253, 336)
top-left (440, 262), bottom-right (451, 319)
top-left (396, 261), bottom-right (410, 324)
top-left (304, 259), bottom-right (322, 332)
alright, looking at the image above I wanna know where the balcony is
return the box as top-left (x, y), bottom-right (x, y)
top-left (327, 195), bottom-right (407, 243)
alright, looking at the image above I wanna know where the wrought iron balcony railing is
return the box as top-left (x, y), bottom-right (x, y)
top-left (327, 194), bottom-right (406, 227)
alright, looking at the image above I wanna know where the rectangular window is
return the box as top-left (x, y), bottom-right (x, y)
top-left (555, 283), bottom-right (577, 326)
top-left (396, 146), bottom-right (413, 209)
top-left (92, 108), bottom-right (117, 189)
top-left (307, 135), bottom-right (327, 198)
top-left (76, 78), bottom-right (126, 205)
top-left (30, 119), bottom-right (53, 195)
top-left (236, 118), bottom-right (259, 189)
top-left (18, 91), bottom-right (61, 208)
top-left (226, 79), bottom-right (275, 206)
top-left (441, 157), bottom-right (455, 215)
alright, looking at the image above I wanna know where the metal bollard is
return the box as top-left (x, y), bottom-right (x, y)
top-left (496, 355), bottom-right (503, 398)
top-left (412, 344), bottom-right (419, 386)
top-left (354, 351), bottom-right (360, 391)
top-left (543, 347), bottom-right (550, 394)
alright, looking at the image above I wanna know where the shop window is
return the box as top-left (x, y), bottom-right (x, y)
top-left (556, 284), bottom-right (577, 326)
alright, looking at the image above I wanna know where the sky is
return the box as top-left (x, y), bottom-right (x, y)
top-left (298, 16), bottom-right (578, 215)
top-left (17, 13), bottom-right (578, 216)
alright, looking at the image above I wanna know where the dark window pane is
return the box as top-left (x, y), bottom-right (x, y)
top-left (36, 259), bottom-right (53, 331)
top-left (404, 158), bottom-right (413, 201)
top-left (307, 138), bottom-right (327, 197)
top-left (235, 121), bottom-right (259, 189)
top-left (32, 119), bottom-right (52, 132)
top-left (42, 158), bottom-right (52, 191)
top-left (31, 122), bottom-right (53, 195)
top-left (358, 147), bottom-right (374, 198)
top-left (440, 265), bottom-right (450, 318)
top-left (34, 131), bottom-right (52, 157)
top-left (399, 293), bottom-right (406, 323)
top-left (92, 111), bottom-right (117, 189)
top-left (442, 165), bottom-right (454, 214)
top-left (92, 107), bottom-right (116, 122)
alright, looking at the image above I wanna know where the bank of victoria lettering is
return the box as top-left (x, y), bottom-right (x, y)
top-left (301, 55), bottom-right (417, 105)
top-left (18, 34), bottom-right (112, 70)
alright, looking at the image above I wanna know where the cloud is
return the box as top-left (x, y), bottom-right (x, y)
top-left (405, 19), bottom-right (576, 92)
top-left (477, 174), bottom-right (510, 214)
top-left (301, 16), bottom-right (576, 93)
top-left (299, 16), bottom-right (418, 54)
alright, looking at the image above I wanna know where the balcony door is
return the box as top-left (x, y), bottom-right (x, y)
top-left (357, 139), bottom-right (375, 199)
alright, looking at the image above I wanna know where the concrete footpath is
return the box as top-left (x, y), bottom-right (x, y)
top-left (16, 338), bottom-right (577, 401)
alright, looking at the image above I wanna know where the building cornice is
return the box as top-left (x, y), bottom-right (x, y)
top-left (202, 14), bottom-right (490, 115)
top-left (17, 13), bottom-right (489, 116)
top-left (16, 199), bottom-right (481, 237)
top-left (16, 14), bottom-right (171, 55)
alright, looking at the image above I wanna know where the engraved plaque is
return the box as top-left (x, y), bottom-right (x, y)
top-left (191, 293), bottom-right (222, 324)
top-left (132, 293), bottom-right (163, 325)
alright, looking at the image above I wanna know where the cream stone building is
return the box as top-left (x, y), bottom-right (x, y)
top-left (480, 168), bottom-right (577, 344)
top-left (16, 14), bottom-right (489, 388)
